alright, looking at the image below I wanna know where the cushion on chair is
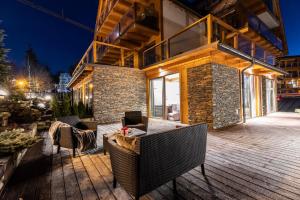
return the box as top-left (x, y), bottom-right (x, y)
top-left (115, 134), bottom-right (140, 153)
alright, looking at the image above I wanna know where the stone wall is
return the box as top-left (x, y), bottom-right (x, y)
top-left (187, 63), bottom-right (241, 129)
top-left (92, 66), bottom-right (146, 124)
top-left (212, 64), bottom-right (241, 129)
top-left (187, 64), bottom-right (213, 126)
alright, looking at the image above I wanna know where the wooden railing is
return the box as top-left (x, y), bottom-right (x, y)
top-left (72, 41), bottom-right (133, 76)
top-left (143, 14), bottom-right (277, 67)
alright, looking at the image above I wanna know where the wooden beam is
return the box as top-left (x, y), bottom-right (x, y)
top-left (180, 67), bottom-right (189, 124)
top-left (207, 14), bottom-right (212, 44)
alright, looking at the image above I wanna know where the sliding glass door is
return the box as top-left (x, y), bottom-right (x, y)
top-left (150, 77), bottom-right (164, 118)
top-left (244, 75), bottom-right (257, 118)
top-left (266, 79), bottom-right (276, 114)
top-left (150, 73), bottom-right (181, 121)
top-left (165, 74), bottom-right (180, 121)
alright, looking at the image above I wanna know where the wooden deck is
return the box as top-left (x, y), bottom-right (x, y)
top-left (1, 112), bottom-right (300, 200)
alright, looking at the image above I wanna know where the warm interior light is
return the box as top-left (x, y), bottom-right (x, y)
top-left (89, 83), bottom-right (93, 89)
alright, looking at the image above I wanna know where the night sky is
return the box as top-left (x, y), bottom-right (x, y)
top-left (0, 0), bottom-right (299, 74)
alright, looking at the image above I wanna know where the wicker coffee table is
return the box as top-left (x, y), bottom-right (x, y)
top-left (103, 128), bottom-right (146, 155)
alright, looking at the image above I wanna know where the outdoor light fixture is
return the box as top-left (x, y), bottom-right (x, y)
top-left (159, 68), bottom-right (167, 76)
top-left (16, 80), bottom-right (25, 86)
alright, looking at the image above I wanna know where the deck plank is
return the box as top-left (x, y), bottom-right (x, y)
top-left (80, 153), bottom-right (115, 200)
top-left (51, 150), bottom-right (66, 200)
top-left (61, 150), bottom-right (82, 200)
top-left (69, 150), bottom-right (99, 200)
top-left (90, 154), bottom-right (132, 200)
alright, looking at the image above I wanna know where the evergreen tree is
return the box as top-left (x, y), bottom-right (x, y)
top-left (51, 95), bottom-right (61, 118)
top-left (78, 101), bottom-right (86, 118)
top-left (61, 94), bottom-right (71, 116)
top-left (72, 102), bottom-right (79, 116)
top-left (0, 29), bottom-right (10, 87)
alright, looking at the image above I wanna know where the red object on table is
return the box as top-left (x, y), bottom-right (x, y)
top-left (121, 126), bottom-right (129, 136)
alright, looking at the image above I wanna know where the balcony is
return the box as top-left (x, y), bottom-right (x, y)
top-left (68, 41), bottom-right (133, 87)
top-left (241, 0), bottom-right (279, 29)
top-left (102, 2), bottom-right (159, 49)
top-left (244, 13), bottom-right (283, 51)
top-left (142, 14), bottom-right (285, 75)
top-left (96, 0), bottom-right (132, 37)
top-left (96, 1), bottom-right (158, 40)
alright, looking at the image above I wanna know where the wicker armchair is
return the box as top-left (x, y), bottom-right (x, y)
top-left (56, 116), bottom-right (98, 157)
top-left (107, 123), bottom-right (207, 200)
top-left (121, 111), bottom-right (148, 132)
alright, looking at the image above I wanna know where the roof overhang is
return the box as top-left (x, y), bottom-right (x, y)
top-left (218, 43), bottom-right (287, 75)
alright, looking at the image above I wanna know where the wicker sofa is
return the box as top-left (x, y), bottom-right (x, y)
top-left (107, 123), bottom-right (207, 199)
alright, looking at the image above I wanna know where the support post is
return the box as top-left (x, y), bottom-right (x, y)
top-left (173, 179), bottom-right (177, 193)
top-left (93, 42), bottom-right (97, 63)
top-left (133, 50), bottom-right (139, 68)
top-left (234, 34), bottom-right (239, 49)
top-left (166, 39), bottom-right (170, 59)
top-left (121, 48), bottom-right (125, 67)
top-left (251, 42), bottom-right (255, 57)
top-left (207, 14), bottom-right (212, 44)
top-left (113, 176), bottom-right (117, 188)
top-left (201, 164), bottom-right (205, 176)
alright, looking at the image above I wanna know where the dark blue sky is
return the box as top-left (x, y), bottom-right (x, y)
top-left (0, 0), bottom-right (97, 74)
top-left (0, 0), bottom-right (299, 74)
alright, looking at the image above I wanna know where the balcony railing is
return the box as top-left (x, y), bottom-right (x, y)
top-left (143, 14), bottom-right (277, 68)
top-left (248, 13), bottom-right (283, 51)
top-left (72, 41), bottom-right (133, 77)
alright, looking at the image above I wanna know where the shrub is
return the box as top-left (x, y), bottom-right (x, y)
top-left (51, 95), bottom-right (61, 118)
top-left (78, 101), bottom-right (85, 118)
top-left (72, 102), bottom-right (79, 116)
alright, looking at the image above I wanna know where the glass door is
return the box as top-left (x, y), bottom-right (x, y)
top-left (150, 78), bottom-right (164, 118)
top-left (165, 74), bottom-right (180, 121)
top-left (244, 75), bottom-right (257, 118)
top-left (244, 75), bottom-right (252, 119)
top-left (150, 73), bottom-right (181, 121)
top-left (266, 79), bottom-right (275, 114)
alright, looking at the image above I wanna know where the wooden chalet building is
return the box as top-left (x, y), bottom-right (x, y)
top-left (68, 0), bottom-right (288, 129)
top-left (277, 55), bottom-right (300, 97)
